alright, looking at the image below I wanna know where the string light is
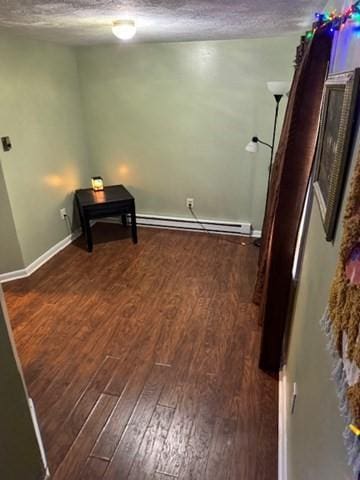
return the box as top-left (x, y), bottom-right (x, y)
top-left (306, 0), bottom-right (360, 39)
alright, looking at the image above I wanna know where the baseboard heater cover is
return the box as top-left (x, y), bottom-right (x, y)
top-left (101, 214), bottom-right (255, 236)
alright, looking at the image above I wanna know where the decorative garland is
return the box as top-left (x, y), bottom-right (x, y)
top-left (294, 1), bottom-right (360, 68)
top-left (306, 0), bottom-right (360, 39)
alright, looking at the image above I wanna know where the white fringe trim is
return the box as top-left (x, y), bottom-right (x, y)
top-left (320, 308), bottom-right (360, 479)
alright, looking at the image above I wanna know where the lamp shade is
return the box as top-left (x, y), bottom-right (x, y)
top-left (267, 81), bottom-right (290, 96)
top-left (112, 19), bottom-right (136, 40)
top-left (245, 140), bottom-right (259, 153)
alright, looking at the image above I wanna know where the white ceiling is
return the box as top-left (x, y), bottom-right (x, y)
top-left (0, 0), bottom-right (328, 46)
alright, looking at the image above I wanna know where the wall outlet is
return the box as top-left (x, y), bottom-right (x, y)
top-left (186, 198), bottom-right (194, 209)
top-left (60, 208), bottom-right (67, 220)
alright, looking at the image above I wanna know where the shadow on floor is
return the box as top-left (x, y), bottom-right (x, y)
top-left (73, 222), bottom-right (134, 251)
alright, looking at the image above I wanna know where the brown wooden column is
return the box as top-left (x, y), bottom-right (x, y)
top-left (256, 31), bottom-right (333, 372)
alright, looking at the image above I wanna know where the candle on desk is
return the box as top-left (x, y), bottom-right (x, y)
top-left (91, 176), bottom-right (104, 191)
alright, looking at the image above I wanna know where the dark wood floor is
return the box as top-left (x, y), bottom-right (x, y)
top-left (4, 223), bottom-right (277, 480)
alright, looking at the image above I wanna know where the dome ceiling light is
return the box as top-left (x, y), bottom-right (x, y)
top-left (112, 19), bottom-right (136, 41)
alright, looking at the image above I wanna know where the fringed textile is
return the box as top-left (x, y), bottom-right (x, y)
top-left (323, 150), bottom-right (360, 477)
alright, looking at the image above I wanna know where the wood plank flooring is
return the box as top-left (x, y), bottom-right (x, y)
top-left (4, 223), bottom-right (278, 479)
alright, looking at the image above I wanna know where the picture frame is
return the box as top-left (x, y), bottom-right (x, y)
top-left (313, 68), bottom-right (360, 241)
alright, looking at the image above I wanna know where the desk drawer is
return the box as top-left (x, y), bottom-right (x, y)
top-left (84, 200), bottom-right (133, 218)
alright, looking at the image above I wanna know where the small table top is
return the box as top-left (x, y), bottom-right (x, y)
top-left (75, 185), bottom-right (134, 207)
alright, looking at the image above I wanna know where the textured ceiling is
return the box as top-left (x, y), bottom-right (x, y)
top-left (0, 0), bottom-right (328, 46)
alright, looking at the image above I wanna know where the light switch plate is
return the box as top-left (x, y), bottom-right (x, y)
top-left (1, 136), bottom-right (12, 152)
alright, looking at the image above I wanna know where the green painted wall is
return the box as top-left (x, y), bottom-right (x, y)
top-left (0, 34), bottom-right (297, 274)
top-left (76, 37), bottom-right (298, 230)
top-left (0, 164), bottom-right (24, 272)
top-left (0, 287), bottom-right (43, 479)
top-left (286, 203), bottom-right (355, 479)
top-left (286, 10), bottom-right (360, 478)
top-left (0, 31), bottom-right (90, 269)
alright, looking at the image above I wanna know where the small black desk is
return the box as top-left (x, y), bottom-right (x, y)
top-left (75, 185), bottom-right (137, 252)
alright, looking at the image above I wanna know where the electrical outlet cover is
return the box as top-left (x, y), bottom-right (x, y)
top-left (186, 198), bottom-right (194, 208)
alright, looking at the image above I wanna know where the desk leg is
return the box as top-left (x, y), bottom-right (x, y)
top-left (130, 209), bottom-right (138, 244)
top-left (77, 200), bottom-right (85, 236)
top-left (84, 217), bottom-right (93, 252)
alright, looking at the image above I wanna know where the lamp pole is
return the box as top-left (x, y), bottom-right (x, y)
top-left (264, 94), bottom-right (283, 218)
top-left (253, 94), bottom-right (284, 247)
top-left (245, 81), bottom-right (289, 247)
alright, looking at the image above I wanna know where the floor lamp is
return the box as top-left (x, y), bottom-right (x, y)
top-left (246, 81), bottom-right (290, 247)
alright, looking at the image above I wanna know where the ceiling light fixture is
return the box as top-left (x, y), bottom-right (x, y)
top-left (112, 19), bottom-right (137, 41)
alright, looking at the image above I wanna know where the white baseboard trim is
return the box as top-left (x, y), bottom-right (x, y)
top-left (0, 267), bottom-right (27, 283)
top-left (26, 229), bottom-right (81, 277)
top-left (278, 367), bottom-right (288, 480)
top-left (100, 213), bottom-right (255, 237)
top-left (0, 215), bottom-right (261, 283)
top-left (28, 398), bottom-right (50, 479)
top-left (0, 229), bottom-right (81, 284)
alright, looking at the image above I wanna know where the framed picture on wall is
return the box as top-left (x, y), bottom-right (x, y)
top-left (313, 68), bottom-right (360, 241)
